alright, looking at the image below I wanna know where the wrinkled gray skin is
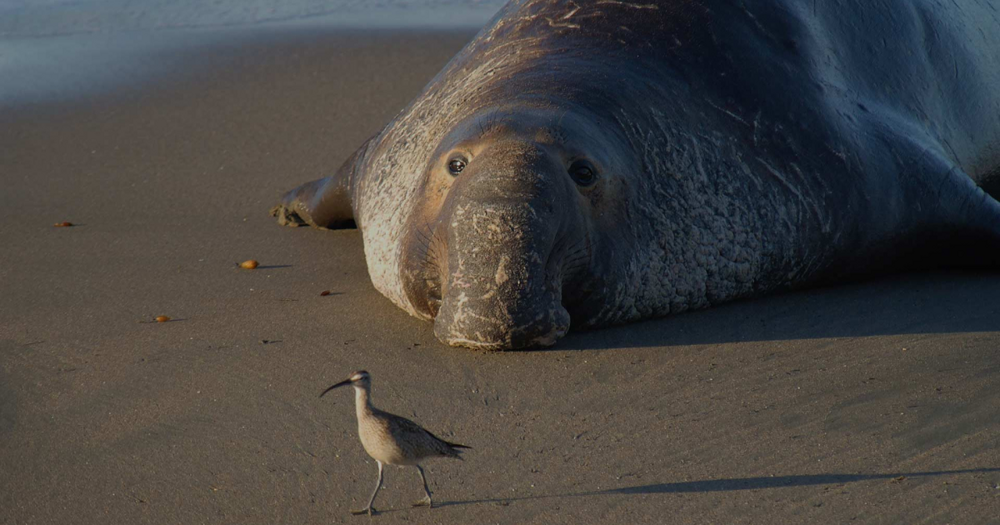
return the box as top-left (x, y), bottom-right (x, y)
top-left (272, 0), bottom-right (1000, 350)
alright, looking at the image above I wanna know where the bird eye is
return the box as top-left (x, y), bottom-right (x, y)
top-left (569, 161), bottom-right (597, 187)
top-left (447, 157), bottom-right (467, 176)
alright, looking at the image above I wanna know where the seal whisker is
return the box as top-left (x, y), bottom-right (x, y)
top-left (408, 223), bottom-right (444, 288)
top-left (478, 108), bottom-right (504, 138)
top-left (563, 254), bottom-right (590, 268)
top-left (417, 223), bottom-right (448, 284)
top-left (414, 225), bottom-right (434, 247)
top-left (562, 245), bottom-right (590, 261)
top-left (561, 241), bottom-right (592, 266)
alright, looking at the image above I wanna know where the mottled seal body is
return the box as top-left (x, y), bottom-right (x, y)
top-left (272, 0), bottom-right (1000, 350)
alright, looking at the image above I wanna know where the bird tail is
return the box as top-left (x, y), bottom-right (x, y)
top-left (426, 428), bottom-right (471, 458)
top-left (445, 440), bottom-right (471, 460)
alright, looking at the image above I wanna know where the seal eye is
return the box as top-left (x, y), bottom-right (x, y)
top-left (447, 157), bottom-right (467, 176)
top-left (569, 161), bottom-right (597, 187)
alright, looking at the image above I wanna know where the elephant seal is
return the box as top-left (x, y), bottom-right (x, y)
top-left (271, 0), bottom-right (1000, 350)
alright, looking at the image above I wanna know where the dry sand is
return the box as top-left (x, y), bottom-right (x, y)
top-left (1, 24), bottom-right (999, 525)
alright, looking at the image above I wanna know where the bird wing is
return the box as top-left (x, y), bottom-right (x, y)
top-left (382, 411), bottom-right (466, 456)
top-left (387, 414), bottom-right (436, 441)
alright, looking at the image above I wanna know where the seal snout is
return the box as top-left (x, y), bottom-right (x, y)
top-left (434, 298), bottom-right (571, 351)
top-left (430, 199), bottom-right (576, 350)
top-left (432, 255), bottom-right (573, 351)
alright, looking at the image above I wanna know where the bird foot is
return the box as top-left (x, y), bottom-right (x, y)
top-left (350, 507), bottom-right (376, 516)
top-left (412, 496), bottom-right (433, 508)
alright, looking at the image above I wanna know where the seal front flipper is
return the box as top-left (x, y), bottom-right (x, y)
top-left (270, 176), bottom-right (355, 229)
top-left (270, 138), bottom-right (371, 230)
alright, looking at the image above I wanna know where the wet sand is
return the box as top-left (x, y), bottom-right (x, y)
top-left (1, 25), bottom-right (999, 524)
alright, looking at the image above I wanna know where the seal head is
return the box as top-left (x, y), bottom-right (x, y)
top-left (399, 106), bottom-right (632, 349)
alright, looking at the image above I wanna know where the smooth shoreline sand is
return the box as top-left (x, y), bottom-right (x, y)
top-left (2, 25), bottom-right (999, 524)
top-left (0, 0), bottom-right (505, 37)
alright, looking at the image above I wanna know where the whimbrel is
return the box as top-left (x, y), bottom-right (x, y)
top-left (321, 370), bottom-right (469, 516)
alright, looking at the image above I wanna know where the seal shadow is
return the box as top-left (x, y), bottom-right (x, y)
top-left (556, 270), bottom-right (1000, 350)
top-left (435, 468), bottom-right (1000, 508)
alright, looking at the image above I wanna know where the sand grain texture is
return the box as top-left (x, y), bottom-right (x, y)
top-left (1, 26), bottom-right (999, 524)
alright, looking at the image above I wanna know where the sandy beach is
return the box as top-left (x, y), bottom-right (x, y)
top-left (2, 19), bottom-right (999, 525)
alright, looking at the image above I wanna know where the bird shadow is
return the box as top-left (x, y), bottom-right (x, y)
top-left (435, 468), bottom-right (1000, 508)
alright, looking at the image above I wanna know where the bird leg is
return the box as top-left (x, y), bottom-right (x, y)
top-left (411, 464), bottom-right (433, 508)
top-left (351, 461), bottom-right (383, 516)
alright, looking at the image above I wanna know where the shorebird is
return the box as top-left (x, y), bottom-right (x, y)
top-left (320, 370), bottom-right (469, 516)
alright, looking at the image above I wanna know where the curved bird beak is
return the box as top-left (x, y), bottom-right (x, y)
top-left (319, 379), bottom-right (352, 398)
